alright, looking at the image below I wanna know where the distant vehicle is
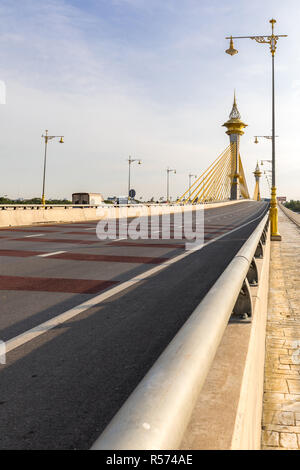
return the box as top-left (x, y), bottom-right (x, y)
top-left (115, 196), bottom-right (129, 205)
top-left (72, 193), bottom-right (104, 205)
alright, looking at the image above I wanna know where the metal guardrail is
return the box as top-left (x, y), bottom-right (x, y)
top-left (0, 199), bottom-right (246, 211)
top-left (0, 205), bottom-right (99, 210)
top-left (0, 204), bottom-right (182, 211)
top-left (91, 212), bottom-right (269, 450)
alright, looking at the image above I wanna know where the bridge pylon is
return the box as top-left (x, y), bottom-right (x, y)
top-left (253, 162), bottom-right (262, 201)
top-left (177, 91), bottom-right (250, 205)
top-left (222, 92), bottom-right (247, 200)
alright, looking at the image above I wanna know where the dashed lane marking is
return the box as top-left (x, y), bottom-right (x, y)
top-left (37, 251), bottom-right (67, 258)
top-left (10, 237), bottom-right (98, 245)
top-left (24, 234), bottom-right (45, 238)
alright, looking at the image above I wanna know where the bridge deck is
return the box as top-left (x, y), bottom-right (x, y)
top-left (0, 201), bottom-right (267, 449)
top-left (262, 207), bottom-right (300, 450)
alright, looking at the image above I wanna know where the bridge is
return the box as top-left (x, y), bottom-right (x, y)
top-left (0, 96), bottom-right (299, 451)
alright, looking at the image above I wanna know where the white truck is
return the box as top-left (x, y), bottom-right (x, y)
top-left (72, 193), bottom-right (104, 205)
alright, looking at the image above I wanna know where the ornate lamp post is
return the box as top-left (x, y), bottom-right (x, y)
top-left (41, 130), bottom-right (64, 206)
top-left (166, 167), bottom-right (176, 203)
top-left (225, 19), bottom-right (287, 240)
top-left (127, 156), bottom-right (142, 202)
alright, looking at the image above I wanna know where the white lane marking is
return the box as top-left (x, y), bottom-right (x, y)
top-left (5, 209), bottom-right (267, 355)
top-left (37, 251), bottom-right (67, 258)
top-left (24, 234), bottom-right (45, 238)
top-left (83, 228), bottom-right (97, 231)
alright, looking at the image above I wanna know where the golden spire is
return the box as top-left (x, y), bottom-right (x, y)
top-left (253, 161), bottom-right (262, 201)
top-left (229, 90), bottom-right (241, 120)
top-left (254, 161), bottom-right (262, 177)
top-left (223, 91), bottom-right (247, 136)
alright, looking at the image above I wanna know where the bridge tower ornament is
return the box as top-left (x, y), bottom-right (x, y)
top-left (253, 162), bottom-right (262, 201)
top-left (222, 92), bottom-right (247, 200)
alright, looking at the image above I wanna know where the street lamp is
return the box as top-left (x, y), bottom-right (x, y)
top-left (166, 167), bottom-right (176, 203)
top-left (225, 19), bottom-right (287, 240)
top-left (41, 130), bottom-right (64, 206)
top-left (254, 135), bottom-right (278, 144)
top-left (188, 173), bottom-right (197, 199)
top-left (127, 156), bottom-right (142, 202)
top-left (254, 137), bottom-right (277, 178)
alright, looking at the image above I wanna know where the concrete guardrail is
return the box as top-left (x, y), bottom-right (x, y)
top-left (91, 210), bottom-right (269, 450)
top-left (0, 200), bottom-right (248, 228)
top-left (278, 203), bottom-right (300, 228)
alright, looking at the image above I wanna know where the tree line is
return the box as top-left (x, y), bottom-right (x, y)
top-left (284, 200), bottom-right (300, 213)
top-left (0, 196), bottom-right (72, 205)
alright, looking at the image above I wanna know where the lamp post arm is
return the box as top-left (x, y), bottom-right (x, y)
top-left (225, 34), bottom-right (287, 39)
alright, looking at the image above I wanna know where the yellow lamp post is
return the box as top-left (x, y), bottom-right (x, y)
top-left (225, 19), bottom-right (287, 240)
top-left (41, 130), bottom-right (64, 205)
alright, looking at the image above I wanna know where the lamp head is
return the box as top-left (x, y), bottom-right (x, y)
top-left (254, 136), bottom-right (259, 144)
top-left (225, 37), bottom-right (238, 56)
top-left (138, 160), bottom-right (142, 165)
top-left (59, 136), bottom-right (64, 144)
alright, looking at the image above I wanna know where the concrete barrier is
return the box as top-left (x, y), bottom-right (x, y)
top-left (278, 203), bottom-right (300, 228)
top-left (181, 221), bottom-right (270, 450)
top-left (0, 200), bottom-right (248, 228)
top-left (230, 221), bottom-right (270, 449)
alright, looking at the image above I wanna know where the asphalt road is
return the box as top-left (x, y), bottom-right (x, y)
top-left (0, 201), bottom-right (268, 449)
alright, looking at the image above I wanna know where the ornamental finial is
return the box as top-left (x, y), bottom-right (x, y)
top-left (229, 90), bottom-right (241, 120)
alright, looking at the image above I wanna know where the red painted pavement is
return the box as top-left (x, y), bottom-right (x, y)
top-left (0, 275), bottom-right (118, 294)
top-left (107, 241), bottom-right (185, 249)
top-left (51, 252), bottom-right (168, 264)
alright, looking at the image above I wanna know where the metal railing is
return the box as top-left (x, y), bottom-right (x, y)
top-left (0, 203), bottom-right (181, 211)
top-left (91, 212), bottom-right (269, 450)
top-left (0, 200), bottom-right (247, 211)
top-left (0, 204), bottom-right (99, 210)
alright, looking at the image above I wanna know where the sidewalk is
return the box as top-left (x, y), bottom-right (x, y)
top-left (262, 207), bottom-right (300, 450)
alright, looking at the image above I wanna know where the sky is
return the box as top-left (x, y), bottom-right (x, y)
top-left (0, 0), bottom-right (299, 201)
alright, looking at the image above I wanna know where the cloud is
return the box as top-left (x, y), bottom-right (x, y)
top-left (0, 0), bottom-right (299, 200)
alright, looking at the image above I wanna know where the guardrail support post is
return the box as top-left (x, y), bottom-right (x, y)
top-left (246, 258), bottom-right (259, 286)
top-left (232, 278), bottom-right (253, 320)
top-left (254, 240), bottom-right (264, 258)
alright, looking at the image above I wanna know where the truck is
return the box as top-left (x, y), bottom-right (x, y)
top-left (72, 193), bottom-right (104, 205)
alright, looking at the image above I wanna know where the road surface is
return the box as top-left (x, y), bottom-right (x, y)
top-left (0, 201), bottom-right (268, 449)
